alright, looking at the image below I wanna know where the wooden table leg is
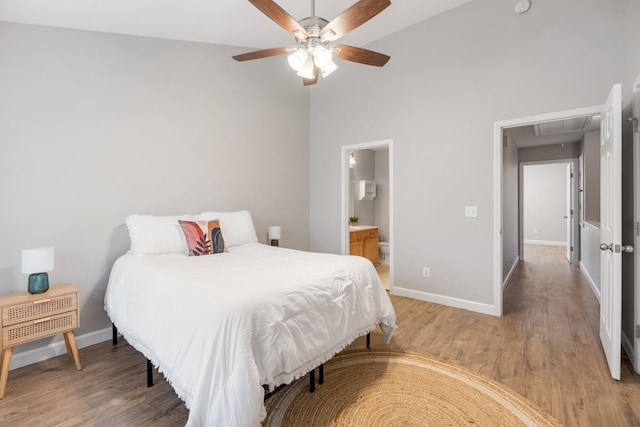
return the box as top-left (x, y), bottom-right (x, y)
top-left (63, 333), bottom-right (73, 359)
top-left (0, 347), bottom-right (14, 399)
top-left (63, 331), bottom-right (82, 371)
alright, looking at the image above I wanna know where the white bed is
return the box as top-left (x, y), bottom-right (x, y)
top-left (105, 239), bottom-right (396, 426)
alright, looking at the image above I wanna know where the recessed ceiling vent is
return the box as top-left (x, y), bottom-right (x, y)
top-left (534, 117), bottom-right (593, 136)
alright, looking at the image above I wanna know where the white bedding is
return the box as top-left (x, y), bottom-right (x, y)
top-left (104, 242), bottom-right (396, 426)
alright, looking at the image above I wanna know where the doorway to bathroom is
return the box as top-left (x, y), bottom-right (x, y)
top-left (341, 139), bottom-right (394, 292)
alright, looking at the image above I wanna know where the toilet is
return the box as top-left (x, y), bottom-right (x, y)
top-left (378, 242), bottom-right (390, 265)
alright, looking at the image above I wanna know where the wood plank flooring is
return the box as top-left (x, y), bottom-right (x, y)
top-left (0, 244), bottom-right (638, 426)
top-left (375, 263), bottom-right (390, 290)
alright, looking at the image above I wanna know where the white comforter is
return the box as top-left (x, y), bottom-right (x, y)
top-left (104, 243), bottom-right (396, 426)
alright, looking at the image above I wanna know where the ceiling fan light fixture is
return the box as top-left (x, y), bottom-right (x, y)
top-left (321, 60), bottom-right (338, 77)
top-left (236, 0), bottom-right (392, 86)
top-left (297, 58), bottom-right (315, 79)
top-left (287, 48), bottom-right (308, 72)
top-left (313, 45), bottom-right (332, 68)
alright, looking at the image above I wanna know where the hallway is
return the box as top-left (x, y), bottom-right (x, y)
top-left (505, 244), bottom-right (635, 424)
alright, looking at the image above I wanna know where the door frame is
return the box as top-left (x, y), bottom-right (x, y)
top-left (341, 139), bottom-right (394, 292)
top-left (633, 74), bottom-right (640, 374)
top-left (493, 105), bottom-right (602, 316)
top-left (518, 159), bottom-right (579, 265)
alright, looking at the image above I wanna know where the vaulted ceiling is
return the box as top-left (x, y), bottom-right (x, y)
top-left (0, 0), bottom-right (471, 48)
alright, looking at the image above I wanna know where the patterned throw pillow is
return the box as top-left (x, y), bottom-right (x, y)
top-left (178, 220), bottom-right (225, 256)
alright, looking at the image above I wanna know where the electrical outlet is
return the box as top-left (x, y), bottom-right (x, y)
top-left (423, 267), bottom-right (430, 278)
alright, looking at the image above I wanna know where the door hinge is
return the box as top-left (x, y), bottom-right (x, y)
top-left (636, 221), bottom-right (640, 236)
top-left (627, 117), bottom-right (638, 133)
top-left (571, 209), bottom-right (574, 215)
top-left (570, 246), bottom-right (574, 252)
top-left (636, 325), bottom-right (640, 339)
top-left (571, 173), bottom-right (574, 178)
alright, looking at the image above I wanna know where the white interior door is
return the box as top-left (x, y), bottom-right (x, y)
top-left (566, 164), bottom-right (572, 263)
top-left (633, 75), bottom-right (640, 374)
top-left (599, 83), bottom-right (622, 380)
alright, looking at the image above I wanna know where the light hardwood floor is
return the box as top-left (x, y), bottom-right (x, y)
top-left (0, 244), bottom-right (638, 426)
top-left (375, 263), bottom-right (389, 290)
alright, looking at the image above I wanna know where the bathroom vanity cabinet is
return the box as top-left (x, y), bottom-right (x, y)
top-left (349, 226), bottom-right (379, 265)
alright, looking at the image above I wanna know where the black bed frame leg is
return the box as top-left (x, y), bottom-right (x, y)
top-left (366, 332), bottom-right (371, 349)
top-left (319, 363), bottom-right (324, 384)
top-left (112, 323), bottom-right (118, 345)
top-left (309, 369), bottom-right (315, 393)
top-left (147, 359), bottom-right (154, 387)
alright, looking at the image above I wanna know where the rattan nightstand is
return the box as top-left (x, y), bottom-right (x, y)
top-left (0, 283), bottom-right (82, 398)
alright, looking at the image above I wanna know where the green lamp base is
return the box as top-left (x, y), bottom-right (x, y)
top-left (28, 272), bottom-right (49, 294)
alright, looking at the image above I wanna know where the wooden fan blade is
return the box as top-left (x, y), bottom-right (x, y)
top-left (249, 0), bottom-right (309, 38)
top-left (303, 66), bottom-right (320, 86)
top-left (233, 47), bottom-right (294, 61)
top-left (320, 0), bottom-right (391, 41)
top-left (333, 44), bottom-right (390, 67)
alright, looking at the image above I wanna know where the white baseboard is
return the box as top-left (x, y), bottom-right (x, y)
top-left (392, 286), bottom-right (495, 316)
top-left (503, 256), bottom-right (520, 291)
top-left (622, 331), bottom-right (635, 364)
top-left (579, 262), bottom-right (601, 303)
top-left (524, 239), bottom-right (567, 246)
top-left (10, 326), bottom-right (112, 371)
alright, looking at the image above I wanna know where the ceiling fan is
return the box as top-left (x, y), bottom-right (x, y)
top-left (233, 0), bottom-right (391, 86)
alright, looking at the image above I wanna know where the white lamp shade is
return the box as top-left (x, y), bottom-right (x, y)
top-left (287, 48), bottom-right (308, 72)
top-left (22, 247), bottom-right (54, 274)
top-left (296, 59), bottom-right (315, 80)
top-left (268, 226), bottom-right (281, 240)
top-left (313, 45), bottom-right (332, 68)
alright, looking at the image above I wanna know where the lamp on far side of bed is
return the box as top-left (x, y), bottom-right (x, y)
top-left (22, 247), bottom-right (54, 294)
top-left (268, 226), bottom-right (281, 247)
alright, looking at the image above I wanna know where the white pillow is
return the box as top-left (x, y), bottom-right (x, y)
top-left (199, 210), bottom-right (258, 248)
top-left (126, 214), bottom-right (196, 255)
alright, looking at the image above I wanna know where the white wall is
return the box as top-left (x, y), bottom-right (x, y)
top-left (502, 136), bottom-right (519, 280)
top-left (349, 149), bottom-right (375, 225)
top-left (0, 22), bottom-right (310, 359)
top-left (523, 163), bottom-right (568, 244)
top-left (582, 130), bottom-right (601, 223)
top-left (309, 0), bottom-right (624, 311)
top-left (519, 142), bottom-right (581, 164)
top-left (374, 149), bottom-right (390, 242)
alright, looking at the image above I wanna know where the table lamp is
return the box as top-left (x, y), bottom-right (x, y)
top-left (268, 226), bottom-right (281, 247)
top-left (22, 247), bottom-right (54, 294)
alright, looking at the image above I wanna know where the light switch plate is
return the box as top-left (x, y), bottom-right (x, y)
top-left (465, 206), bottom-right (478, 218)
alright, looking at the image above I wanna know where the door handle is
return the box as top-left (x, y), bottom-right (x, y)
top-left (600, 243), bottom-right (635, 253)
top-left (600, 243), bottom-right (613, 252)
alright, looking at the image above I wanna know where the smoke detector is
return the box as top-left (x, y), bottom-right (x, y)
top-left (514, 0), bottom-right (531, 14)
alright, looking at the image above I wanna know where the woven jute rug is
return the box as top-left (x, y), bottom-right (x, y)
top-left (264, 350), bottom-right (562, 426)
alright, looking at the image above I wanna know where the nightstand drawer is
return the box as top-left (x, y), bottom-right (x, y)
top-left (2, 293), bottom-right (77, 327)
top-left (3, 311), bottom-right (78, 347)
